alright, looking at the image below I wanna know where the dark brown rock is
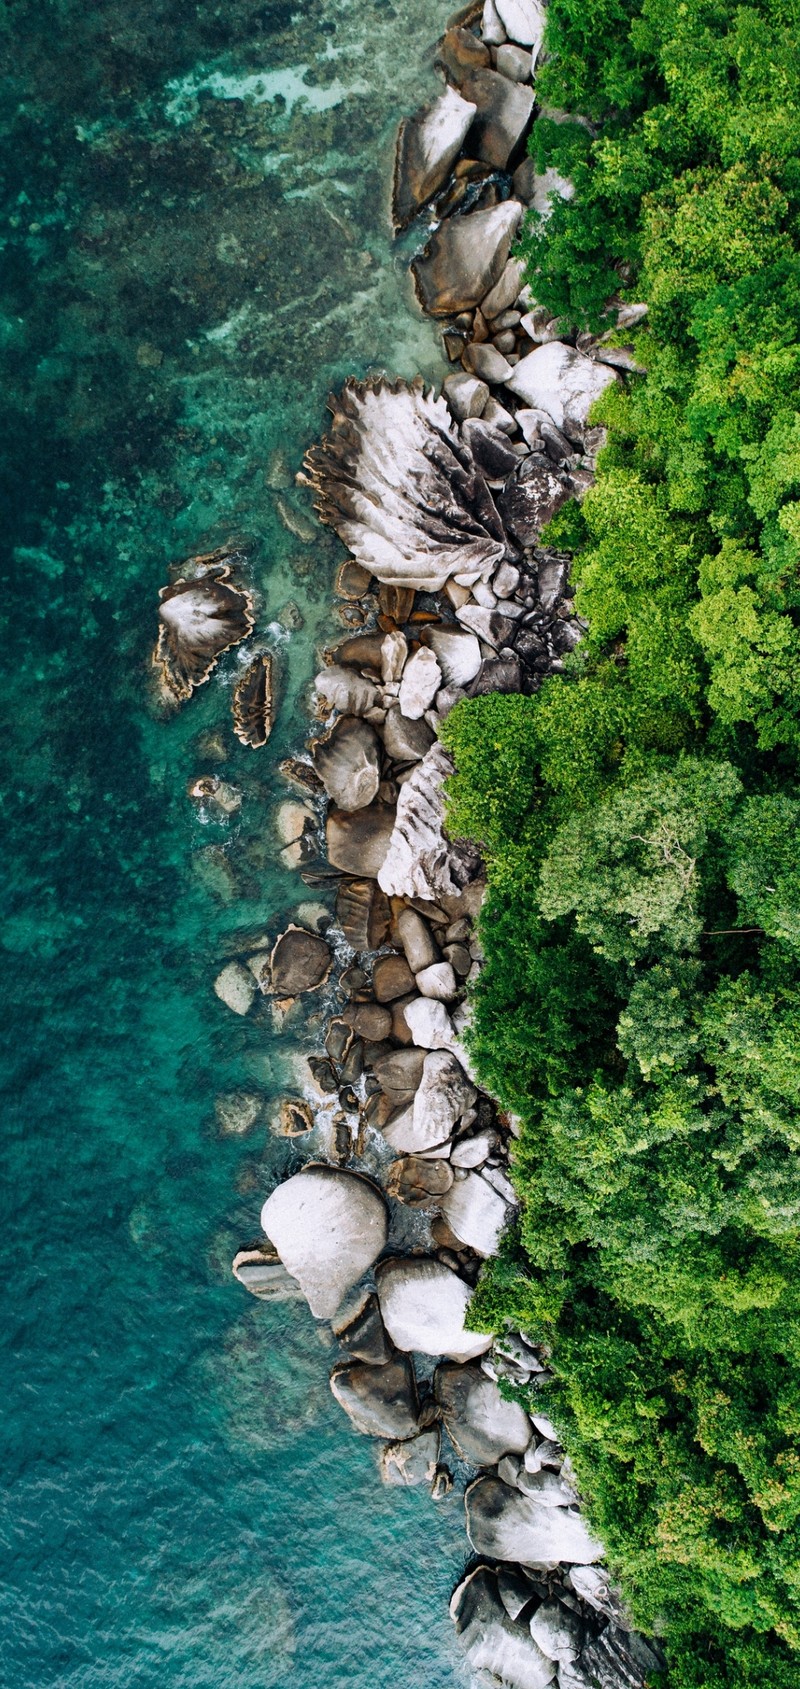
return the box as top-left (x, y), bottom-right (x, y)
top-left (269, 925), bottom-right (332, 995)
top-left (412, 201), bottom-right (523, 318)
top-left (326, 802), bottom-right (397, 877)
top-left (435, 24), bottom-right (491, 85)
top-left (386, 1155), bottom-right (455, 1208)
top-left (498, 462), bottom-right (574, 547)
top-left (343, 1001), bottom-right (394, 1042)
top-left (335, 878), bottom-right (392, 953)
top-left (330, 1357), bottom-right (420, 1439)
top-left (154, 548), bottom-right (254, 704)
top-left (373, 953), bottom-right (417, 1003)
top-left (458, 68), bottom-right (534, 168)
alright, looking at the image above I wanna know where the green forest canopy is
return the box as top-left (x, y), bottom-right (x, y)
top-left (439, 0), bottom-right (800, 1681)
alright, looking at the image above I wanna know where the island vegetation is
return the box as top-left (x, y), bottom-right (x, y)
top-left (439, 0), bottom-right (800, 1680)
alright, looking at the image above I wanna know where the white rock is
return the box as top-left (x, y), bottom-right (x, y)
top-left (496, 0), bottom-right (547, 52)
top-left (378, 744), bottom-right (480, 901)
top-left (441, 1170), bottom-right (512, 1255)
top-left (398, 647), bottom-right (442, 720)
top-left (482, 255), bottom-right (526, 320)
top-left (466, 1476), bottom-right (604, 1566)
top-left (504, 341), bottom-right (618, 436)
top-left (496, 42), bottom-right (533, 79)
top-left (412, 1049), bottom-right (477, 1148)
top-left (381, 629), bottom-right (408, 684)
top-left (436, 1361), bottom-right (532, 1464)
top-left (532, 1413), bottom-right (559, 1440)
top-left (517, 1467), bottom-right (579, 1506)
top-left (415, 960), bottom-right (459, 1000)
top-left (482, 0), bottom-right (507, 44)
top-left (481, 396), bottom-right (517, 434)
top-left (452, 1568), bottom-right (556, 1689)
top-left (377, 1257), bottom-right (491, 1360)
top-left (443, 371), bottom-right (489, 422)
top-left (261, 1167), bottom-right (388, 1320)
top-left (425, 627), bottom-right (482, 686)
top-left (393, 85), bottom-right (478, 227)
top-left (314, 665), bottom-right (378, 717)
top-left (214, 962), bottom-right (256, 1016)
top-left (451, 1132), bottom-right (495, 1168)
top-left (313, 716), bottom-right (381, 811)
top-left (516, 405), bottom-right (554, 446)
top-left (493, 560), bottom-right (521, 596)
top-left (403, 996), bottom-right (457, 1050)
top-left (529, 1602), bottom-right (584, 1663)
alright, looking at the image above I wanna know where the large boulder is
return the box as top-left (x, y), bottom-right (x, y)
top-left (302, 377), bottom-right (508, 592)
top-left (425, 626), bottom-right (482, 687)
top-left (314, 664), bottom-right (378, 717)
top-left (313, 716), bottom-right (381, 811)
top-left (330, 1356), bottom-right (420, 1439)
top-left (261, 1167), bottom-right (388, 1319)
top-left (398, 647), bottom-right (442, 720)
top-left (412, 201), bottom-right (523, 317)
top-left (381, 1427), bottom-right (440, 1487)
top-left (451, 1567), bottom-right (557, 1689)
top-left (440, 1169), bottom-right (513, 1255)
top-left (378, 744), bottom-right (480, 902)
top-left (393, 84), bottom-right (478, 228)
top-left (411, 1049), bottom-right (477, 1149)
top-left (435, 1361), bottom-right (532, 1465)
top-left (268, 926), bottom-right (332, 995)
top-left (459, 68), bottom-right (534, 169)
top-left (529, 1602), bottom-right (585, 1663)
top-left (498, 463), bottom-right (575, 548)
top-left (377, 1257), bottom-right (492, 1360)
top-left (504, 342), bottom-right (618, 438)
top-left (154, 551), bottom-right (254, 703)
top-left (335, 878), bottom-right (391, 953)
top-left (332, 1289), bottom-right (394, 1366)
top-left (402, 996), bottom-right (457, 1051)
top-left (496, 0), bottom-right (547, 52)
top-left (326, 801), bottom-right (396, 877)
top-left (231, 1245), bottom-right (307, 1302)
top-left (381, 706), bottom-right (435, 766)
top-left (386, 1154), bottom-right (454, 1207)
top-left (466, 1476), bottom-right (604, 1566)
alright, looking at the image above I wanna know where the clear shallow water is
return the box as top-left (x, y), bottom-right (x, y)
top-left (0, 2), bottom-right (472, 1683)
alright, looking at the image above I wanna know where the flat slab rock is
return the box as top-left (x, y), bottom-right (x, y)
top-left (377, 1257), bottom-right (491, 1361)
top-left (412, 200), bottom-right (523, 318)
top-left (393, 83), bottom-right (477, 228)
top-left (261, 1166), bottom-right (388, 1320)
top-left (451, 1567), bottom-right (556, 1689)
top-left (435, 1360), bottom-right (532, 1465)
top-left (466, 1475), bottom-right (604, 1567)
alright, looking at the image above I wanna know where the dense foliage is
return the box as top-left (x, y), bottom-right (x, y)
top-left (439, 0), bottom-right (800, 1680)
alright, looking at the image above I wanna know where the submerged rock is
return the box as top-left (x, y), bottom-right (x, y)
top-left (377, 1257), bottom-right (492, 1360)
top-left (302, 377), bottom-right (508, 593)
top-left (393, 84), bottom-right (478, 228)
top-left (466, 1476), bottom-right (604, 1566)
top-left (261, 1166), bottom-right (388, 1320)
top-left (231, 1244), bottom-right (308, 1302)
top-left (330, 1355), bottom-right (420, 1439)
top-left (412, 200), bottom-right (523, 318)
top-left (213, 962), bottom-right (256, 1016)
top-left (232, 652), bottom-right (276, 748)
top-left (435, 1361), bottom-right (532, 1465)
top-left (153, 548), bottom-right (254, 703)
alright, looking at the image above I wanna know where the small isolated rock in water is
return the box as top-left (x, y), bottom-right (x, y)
top-left (377, 1257), bottom-right (491, 1361)
top-left (302, 377), bottom-right (508, 592)
top-left (412, 201), bottom-right (523, 318)
top-left (153, 548), bottom-right (254, 704)
top-left (326, 801), bottom-right (397, 877)
top-left (505, 341), bottom-right (618, 437)
top-left (466, 1475), bottom-right (604, 1566)
top-left (215, 1091), bottom-right (263, 1135)
top-left (381, 1427), bottom-right (440, 1487)
top-left (451, 1566), bottom-right (557, 1689)
top-left (393, 84), bottom-right (478, 228)
top-left (529, 1602), bottom-right (585, 1663)
top-left (435, 1360), bottom-right (532, 1465)
top-left (330, 1355), bottom-right (420, 1439)
top-left (268, 925), bottom-right (332, 996)
top-left (398, 648), bottom-right (442, 720)
top-left (379, 745), bottom-right (481, 902)
top-left (232, 653), bottom-right (276, 748)
top-left (188, 775), bottom-right (242, 816)
top-left (386, 1154), bottom-right (454, 1208)
top-left (441, 1169), bottom-right (513, 1255)
top-left (214, 962), bottom-right (256, 1017)
top-left (271, 1097), bottom-right (314, 1138)
top-left (313, 715), bottom-right (381, 811)
top-left (261, 1166), bottom-right (388, 1319)
top-left (496, 0), bottom-right (547, 51)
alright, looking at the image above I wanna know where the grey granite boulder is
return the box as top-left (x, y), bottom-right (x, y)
top-left (505, 342), bottom-right (617, 438)
top-left (377, 1257), bottom-right (492, 1360)
top-left (313, 716), bottom-right (381, 811)
top-left (440, 1168), bottom-right (513, 1255)
top-left (529, 1601), bottom-right (584, 1663)
top-left (380, 1426), bottom-right (440, 1486)
top-left (458, 68), bottom-right (534, 169)
top-left (326, 801), bottom-right (396, 877)
top-left (379, 745), bottom-right (481, 902)
top-left (412, 201), bottom-right (523, 317)
top-left (451, 1567), bottom-right (557, 1689)
top-left (392, 85), bottom-right (477, 228)
top-left (330, 1355), bottom-right (420, 1439)
top-left (268, 925), bottom-right (332, 995)
top-left (435, 1360), bottom-right (532, 1465)
top-left (466, 1476), bottom-right (604, 1567)
top-left (261, 1167), bottom-right (388, 1319)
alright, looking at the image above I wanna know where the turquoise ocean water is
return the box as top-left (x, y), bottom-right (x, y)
top-left (0, 2), bottom-right (472, 1683)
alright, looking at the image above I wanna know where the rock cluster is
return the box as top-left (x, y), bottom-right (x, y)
top-left (222, 2), bottom-right (657, 1683)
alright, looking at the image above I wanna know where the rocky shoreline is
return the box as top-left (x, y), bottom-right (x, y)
top-left (159, 3), bottom-right (663, 1684)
